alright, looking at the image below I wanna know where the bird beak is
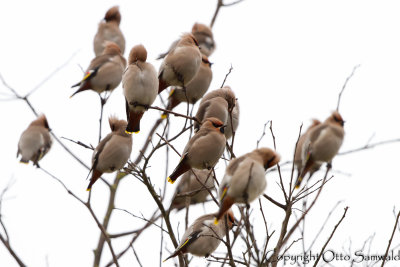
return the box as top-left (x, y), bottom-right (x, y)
top-left (220, 125), bottom-right (227, 134)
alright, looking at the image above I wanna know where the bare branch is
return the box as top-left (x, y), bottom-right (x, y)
top-left (313, 207), bottom-right (349, 267)
top-left (210, 0), bottom-right (245, 28)
top-left (221, 64), bottom-right (233, 88)
top-left (339, 138), bottom-right (400, 155)
top-left (256, 121), bottom-right (270, 148)
top-left (61, 136), bottom-right (94, 150)
top-left (336, 64), bottom-right (360, 111)
top-left (381, 210), bottom-right (400, 267)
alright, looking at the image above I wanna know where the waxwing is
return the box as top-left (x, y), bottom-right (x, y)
top-left (158, 33), bottom-right (202, 94)
top-left (71, 42), bottom-right (126, 97)
top-left (215, 147), bottom-right (280, 224)
top-left (294, 119), bottom-right (322, 187)
top-left (296, 111), bottom-right (345, 188)
top-left (87, 117), bottom-right (132, 190)
top-left (195, 86), bottom-right (239, 139)
top-left (123, 44), bottom-right (158, 134)
top-left (17, 115), bottom-right (52, 166)
top-left (169, 169), bottom-right (215, 211)
top-left (167, 117), bottom-right (226, 184)
top-left (163, 210), bottom-right (235, 262)
top-left (192, 23), bottom-right (216, 57)
top-left (93, 6), bottom-right (125, 56)
top-left (162, 55), bottom-right (213, 118)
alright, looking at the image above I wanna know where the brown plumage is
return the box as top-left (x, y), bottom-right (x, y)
top-left (157, 23), bottom-right (215, 59)
top-left (163, 210), bottom-right (235, 262)
top-left (195, 86), bottom-right (239, 139)
top-left (294, 119), bottom-right (321, 188)
top-left (17, 115), bottom-right (52, 166)
top-left (158, 33), bottom-right (202, 93)
top-left (123, 44), bottom-right (158, 134)
top-left (93, 6), bottom-right (125, 56)
top-left (192, 23), bottom-right (216, 57)
top-left (162, 55), bottom-right (213, 117)
top-left (169, 169), bottom-right (215, 211)
top-left (71, 42), bottom-right (126, 97)
top-left (297, 111), bottom-right (345, 188)
top-left (215, 148), bottom-right (280, 223)
top-left (87, 117), bottom-right (132, 191)
top-left (167, 117), bottom-right (226, 184)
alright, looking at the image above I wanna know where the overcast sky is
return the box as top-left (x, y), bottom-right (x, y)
top-left (1, 0), bottom-right (400, 266)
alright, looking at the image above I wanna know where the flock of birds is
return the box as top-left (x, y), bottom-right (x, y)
top-left (15, 6), bottom-right (346, 262)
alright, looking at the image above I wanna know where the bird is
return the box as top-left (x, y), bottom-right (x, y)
top-left (157, 22), bottom-right (215, 59)
top-left (87, 116), bottom-right (132, 191)
top-left (163, 210), bottom-right (235, 262)
top-left (158, 33), bottom-right (202, 94)
top-left (167, 117), bottom-right (226, 184)
top-left (17, 115), bottom-right (52, 166)
top-left (294, 119), bottom-right (321, 188)
top-left (123, 44), bottom-right (158, 134)
top-left (93, 6), bottom-right (125, 56)
top-left (71, 42), bottom-right (126, 98)
top-left (194, 86), bottom-right (239, 139)
top-left (161, 55), bottom-right (213, 118)
top-left (169, 169), bottom-right (215, 211)
top-left (191, 22), bottom-right (216, 57)
top-left (215, 147), bottom-right (280, 224)
top-left (296, 111), bottom-right (345, 188)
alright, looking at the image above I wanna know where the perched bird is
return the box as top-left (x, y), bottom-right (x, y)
top-left (191, 22), bottom-right (216, 57)
top-left (93, 6), bottom-right (125, 56)
top-left (169, 169), bottom-right (215, 211)
top-left (87, 117), bottom-right (132, 191)
top-left (296, 111), bottom-right (345, 188)
top-left (157, 23), bottom-right (215, 59)
top-left (71, 42), bottom-right (126, 98)
top-left (294, 119), bottom-right (322, 188)
top-left (195, 86), bottom-right (239, 139)
top-left (161, 55), bottom-right (213, 118)
top-left (123, 44), bottom-right (158, 134)
top-left (215, 148), bottom-right (280, 224)
top-left (17, 115), bottom-right (52, 166)
top-left (158, 33), bottom-right (202, 94)
top-left (163, 210), bottom-right (235, 262)
top-left (167, 117), bottom-right (226, 184)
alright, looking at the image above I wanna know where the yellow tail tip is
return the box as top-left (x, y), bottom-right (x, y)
top-left (125, 130), bottom-right (134, 134)
top-left (86, 188), bottom-right (91, 191)
top-left (162, 259), bottom-right (168, 263)
top-left (161, 114), bottom-right (167, 119)
top-left (134, 130), bottom-right (140, 134)
top-left (214, 218), bottom-right (219, 225)
top-left (19, 161), bottom-right (29, 165)
top-left (167, 177), bottom-right (175, 184)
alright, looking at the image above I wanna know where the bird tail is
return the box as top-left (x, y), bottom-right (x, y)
top-left (167, 155), bottom-right (190, 184)
top-left (70, 83), bottom-right (91, 98)
top-left (19, 158), bottom-right (29, 164)
top-left (158, 78), bottom-right (168, 94)
top-left (296, 155), bottom-right (314, 189)
top-left (125, 111), bottom-right (144, 134)
top-left (162, 89), bottom-right (181, 118)
top-left (163, 251), bottom-right (180, 263)
top-left (86, 169), bottom-right (102, 191)
top-left (214, 195), bottom-right (234, 225)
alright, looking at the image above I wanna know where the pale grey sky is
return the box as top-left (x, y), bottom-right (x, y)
top-left (1, 0), bottom-right (400, 266)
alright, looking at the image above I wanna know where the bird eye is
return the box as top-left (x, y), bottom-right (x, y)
top-left (191, 37), bottom-right (199, 47)
top-left (264, 156), bottom-right (276, 169)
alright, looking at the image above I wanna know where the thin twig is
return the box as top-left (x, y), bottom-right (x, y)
top-left (221, 65), bottom-right (233, 88)
top-left (336, 64), bottom-right (360, 111)
top-left (381, 210), bottom-right (400, 267)
top-left (313, 207), bottom-right (349, 267)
